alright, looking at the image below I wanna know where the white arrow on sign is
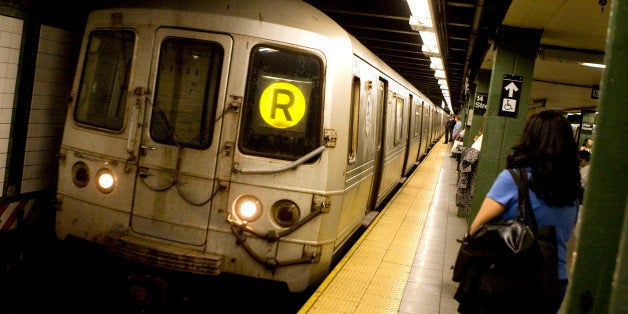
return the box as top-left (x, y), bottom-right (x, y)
top-left (504, 82), bottom-right (519, 97)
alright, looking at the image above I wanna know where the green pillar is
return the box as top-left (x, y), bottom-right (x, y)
top-left (455, 89), bottom-right (471, 146)
top-left (566, 1), bottom-right (628, 312)
top-left (468, 27), bottom-right (541, 226)
top-left (464, 69), bottom-right (491, 148)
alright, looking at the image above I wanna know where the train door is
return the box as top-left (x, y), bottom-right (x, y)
top-left (401, 94), bottom-right (413, 175)
top-left (131, 28), bottom-right (232, 246)
top-left (418, 100), bottom-right (427, 158)
top-left (426, 106), bottom-right (432, 143)
top-left (366, 78), bottom-right (387, 211)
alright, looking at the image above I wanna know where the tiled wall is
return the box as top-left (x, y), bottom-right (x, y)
top-left (21, 25), bottom-right (79, 193)
top-left (0, 15), bottom-right (22, 195)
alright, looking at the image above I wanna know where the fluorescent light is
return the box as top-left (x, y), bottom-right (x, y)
top-left (581, 62), bottom-right (606, 68)
top-left (407, 0), bottom-right (450, 107)
top-left (409, 14), bottom-right (432, 29)
top-left (406, 0), bottom-right (432, 27)
top-left (419, 30), bottom-right (439, 55)
top-left (430, 57), bottom-right (443, 70)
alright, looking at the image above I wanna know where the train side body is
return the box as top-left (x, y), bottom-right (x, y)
top-left (55, 0), bottom-right (443, 292)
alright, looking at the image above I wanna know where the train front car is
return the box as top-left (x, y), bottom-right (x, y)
top-left (55, 0), bottom-right (356, 292)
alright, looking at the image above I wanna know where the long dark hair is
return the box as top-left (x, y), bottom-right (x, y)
top-left (507, 110), bottom-right (581, 206)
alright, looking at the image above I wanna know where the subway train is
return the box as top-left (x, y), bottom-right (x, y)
top-left (54, 0), bottom-right (446, 293)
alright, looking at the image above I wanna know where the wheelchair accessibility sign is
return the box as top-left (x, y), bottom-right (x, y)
top-left (499, 74), bottom-right (523, 118)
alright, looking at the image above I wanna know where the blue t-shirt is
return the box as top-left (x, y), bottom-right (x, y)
top-left (486, 169), bottom-right (578, 280)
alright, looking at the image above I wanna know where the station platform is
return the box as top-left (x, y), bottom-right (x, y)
top-left (299, 141), bottom-right (467, 313)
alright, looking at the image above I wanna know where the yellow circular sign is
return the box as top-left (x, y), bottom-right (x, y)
top-left (259, 82), bottom-right (306, 129)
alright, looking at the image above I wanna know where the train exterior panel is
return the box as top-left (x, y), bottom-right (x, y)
top-left (54, 0), bottom-right (446, 292)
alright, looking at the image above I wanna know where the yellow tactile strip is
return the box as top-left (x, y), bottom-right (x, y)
top-left (299, 142), bottom-right (447, 313)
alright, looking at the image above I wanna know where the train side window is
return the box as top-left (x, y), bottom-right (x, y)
top-left (414, 101), bottom-right (421, 137)
top-left (348, 77), bottom-right (360, 164)
top-left (150, 37), bottom-right (223, 149)
top-left (74, 30), bottom-right (135, 131)
top-left (394, 96), bottom-right (404, 145)
top-left (240, 45), bottom-right (323, 161)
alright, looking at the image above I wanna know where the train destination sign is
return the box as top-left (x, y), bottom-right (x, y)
top-left (498, 74), bottom-right (523, 118)
top-left (258, 79), bottom-right (308, 130)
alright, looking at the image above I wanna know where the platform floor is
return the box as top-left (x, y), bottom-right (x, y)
top-left (298, 138), bottom-right (578, 314)
top-left (299, 141), bottom-right (468, 313)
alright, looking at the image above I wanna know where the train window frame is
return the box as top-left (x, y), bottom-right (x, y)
top-left (348, 77), bottom-right (360, 164)
top-left (413, 101), bottom-right (421, 137)
top-left (74, 29), bottom-right (135, 132)
top-left (394, 95), bottom-right (404, 146)
top-left (149, 36), bottom-right (223, 150)
top-left (239, 44), bottom-right (324, 161)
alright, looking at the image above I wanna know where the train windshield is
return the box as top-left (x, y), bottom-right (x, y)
top-left (150, 37), bottom-right (223, 149)
top-left (240, 46), bottom-right (323, 161)
top-left (74, 30), bottom-right (135, 131)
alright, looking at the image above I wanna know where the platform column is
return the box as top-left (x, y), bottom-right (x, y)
top-left (464, 69), bottom-right (490, 149)
top-left (468, 26), bottom-right (541, 226)
top-left (565, 0), bottom-right (628, 312)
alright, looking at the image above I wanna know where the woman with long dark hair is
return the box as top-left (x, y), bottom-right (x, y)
top-left (469, 110), bottom-right (581, 312)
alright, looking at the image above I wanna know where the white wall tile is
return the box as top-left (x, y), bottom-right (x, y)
top-left (0, 31), bottom-right (11, 48)
top-left (9, 32), bottom-right (21, 49)
top-left (21, 25), bottom-right (80, 193)
top-left (6, 61), bottom-right (17, 78)
top-left (8, 47), bottom-right (19, 65)
top-left (0, 46), bottom-right (8, 63)
top-left (0, 15), bottom-right (21, 195)
top-left (3, 77), bottom-right (15, 93)
top-left (0, 62), bottom-right (7, 77)
top-left (0, 137), bottom-right (8, 153)
top-left (0, 121), bottom-right (9, 135)
top-left (1, 93), bottom-right (13, 108)
top-left (0, 108), bottom-right (12, 124)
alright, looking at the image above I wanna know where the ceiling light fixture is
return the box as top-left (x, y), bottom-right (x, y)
top-left (407, 0), bottom-right (452, 112)
top-left (430, 57), bottom-right (444, 70)
top-left (581, 62), bottom-right (606, 69)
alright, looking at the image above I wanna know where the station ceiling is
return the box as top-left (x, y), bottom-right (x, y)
top-left (42, 0), bottom-right (610, 115)
top-left (304, 0), bottom-right (610, 115)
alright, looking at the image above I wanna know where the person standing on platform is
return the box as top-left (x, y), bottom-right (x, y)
top-left (451, 115), bottom-right (462, 142)
top-left (445, 114), bottom-right (455, 143)
top-left (579, 137), bottom-right (593, 152)
top-left (578, 150), bottom-right (591, 203)
top-left (468, 110), bottom-right (580, 313)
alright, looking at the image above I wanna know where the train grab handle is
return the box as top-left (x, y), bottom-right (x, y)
top-left (233, 144), bottom-right (327, 175)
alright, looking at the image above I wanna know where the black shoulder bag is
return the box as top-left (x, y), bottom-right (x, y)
top-left (452, 168), bottom-right (559, 313)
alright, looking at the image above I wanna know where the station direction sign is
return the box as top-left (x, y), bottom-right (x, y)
top-left (498, 74), bottom-right (523, 118)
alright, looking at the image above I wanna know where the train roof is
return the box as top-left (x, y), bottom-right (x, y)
top-left (95, 0), bottom-right (349, 42)
top-left (348, 34), bottom-right (428, 103)
top-left (92, 0), bottom-right (436, 107)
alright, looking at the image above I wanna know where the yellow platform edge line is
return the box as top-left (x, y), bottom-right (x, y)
top-left (298, 141), bottom-right (447, 313)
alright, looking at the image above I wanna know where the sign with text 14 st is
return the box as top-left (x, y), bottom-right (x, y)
top-left (474, 93), bottom-right (487, 116)
top-left (498, 74), bottom-right (523, 118)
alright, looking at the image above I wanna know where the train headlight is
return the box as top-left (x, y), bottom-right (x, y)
top-left (96, 168), bottom-right (116, 194)
top-left (271, 200), bottom-right (300, 227)
top-left (71, 161), bottom-right (90, 188)
top-left (234, 195), bottom-right (262, 222)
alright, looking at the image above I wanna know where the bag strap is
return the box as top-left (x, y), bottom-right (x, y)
top-left (507, 168), bottom-right (539, 233)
